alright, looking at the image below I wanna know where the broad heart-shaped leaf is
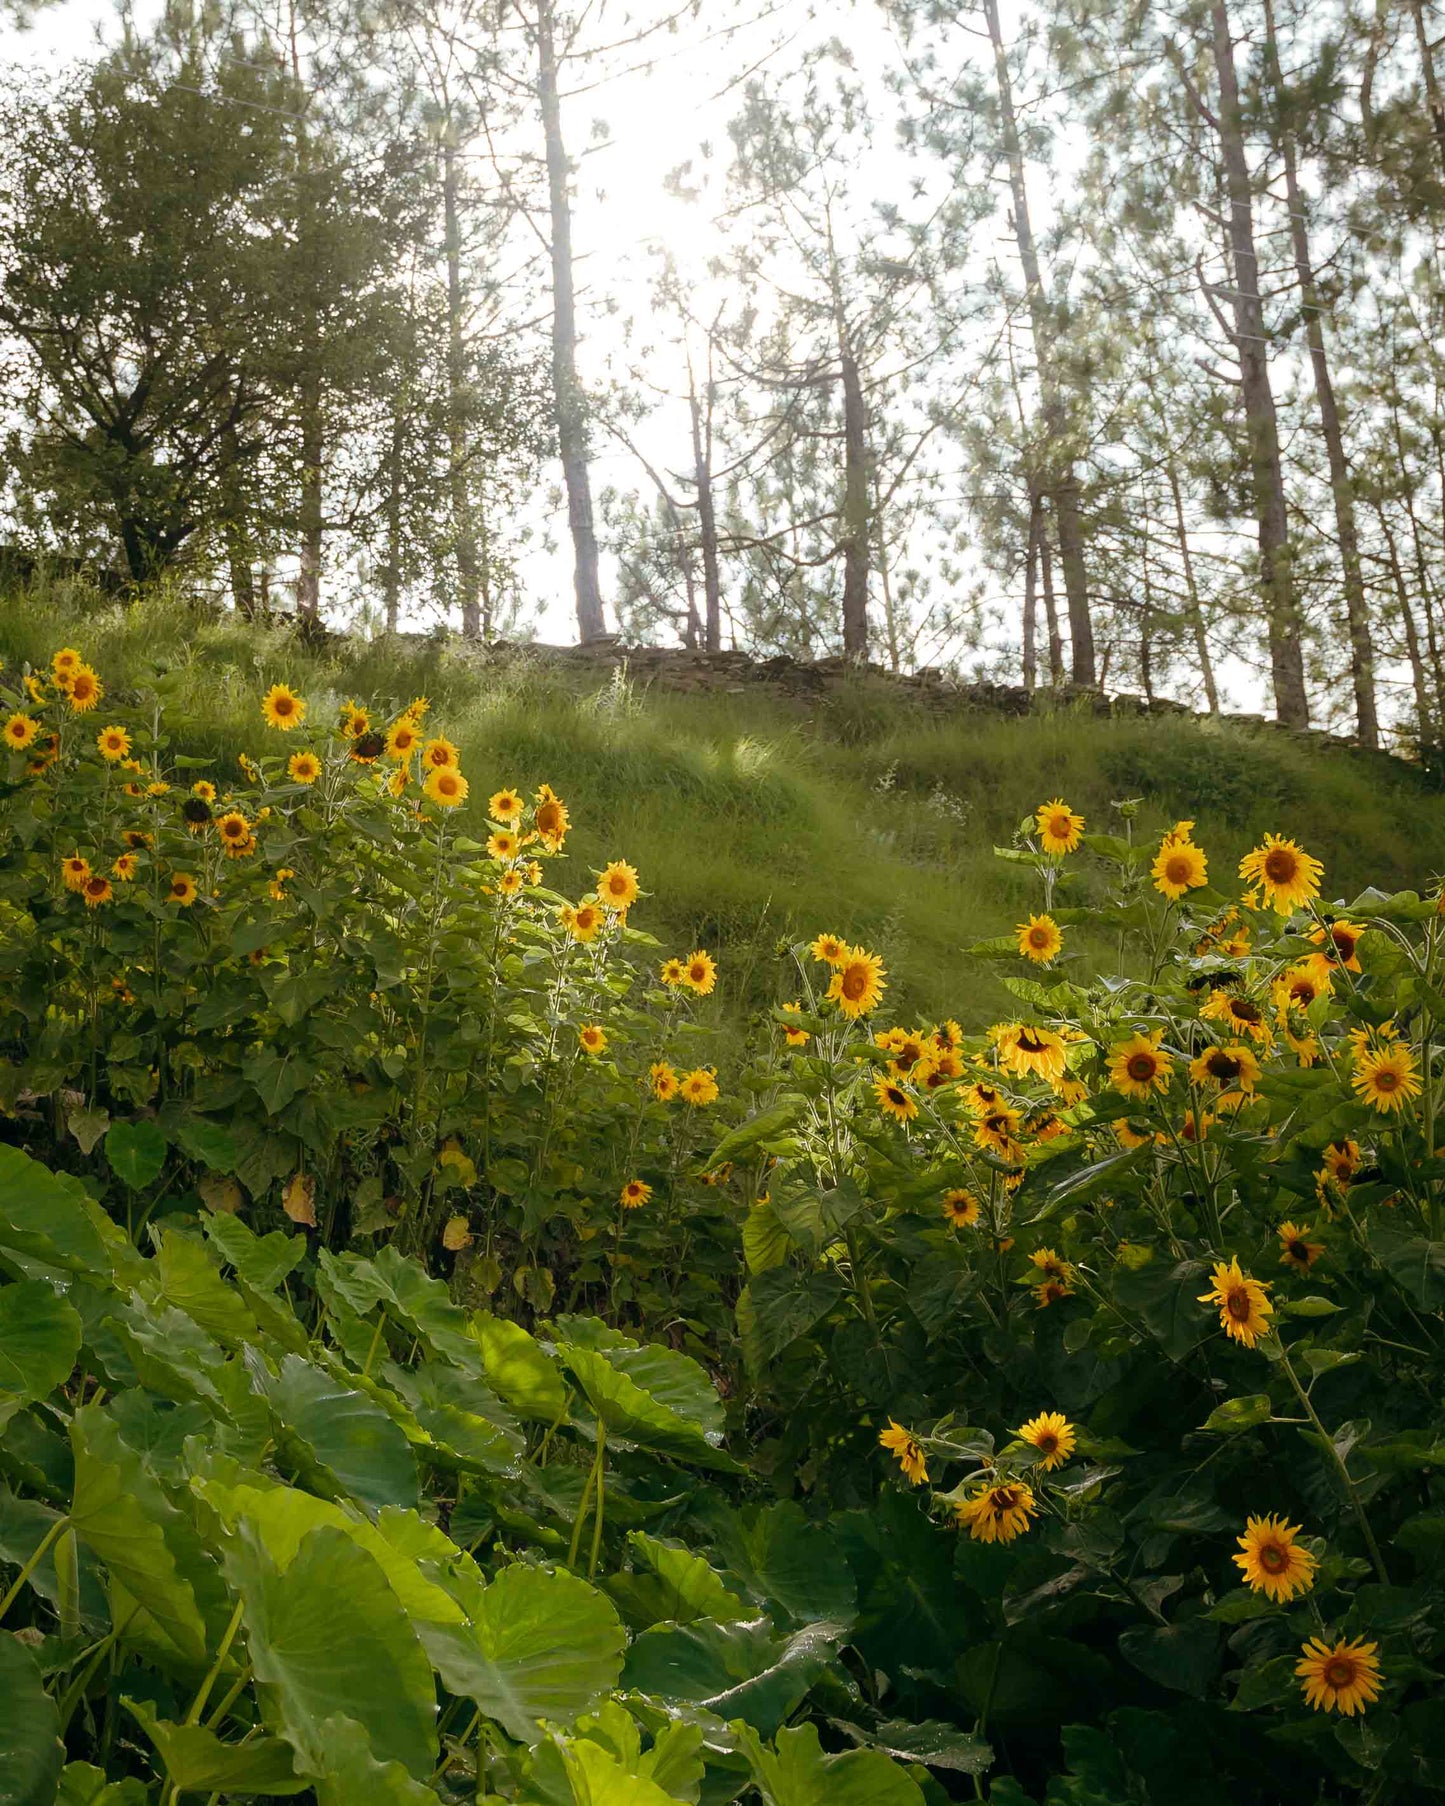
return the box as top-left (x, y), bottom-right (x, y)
top-left (311, 1715), bottom-right (441, 1806)
top-left (154, 1231), bottom-right (258, 1347)
top-left (556, 1342), bottom-right (738, 1472)
top-left (0, 1280), bottom-right (81, 1424)
top-left (202, 1214), bottom-right (304, 1294)
top-left (1366, 1221), bottom-right (1445, 1310)
top-left (846, 1719), bottom-right (993, 1776)
top-left (736, 1270), bottom-right (845, 1373)
top-left (622, 1619), bottom-right (841, 1738)
top-left (470, 1311), bottom-right (568, 1421)
top-left (704, 1502), bottom-right (857, 1629)
top-left (103, 1119), bottom-right (168, 1190)
top-left (1118, 1620), bottom-right (1222, 1698)
top-left (382, 1360), bottom-right (524, 1477)
top-left (255, 1351), bottom-right (419, 1513)
top-left (226, 1523), bottom-right (438, 1781)
top-left (733, 1721), bottom-right (925, 1806)
top-left (368, 1244), bottom-right (481, 1369)
top-left (418, 1562), bottom-right (626, 1744)
top-left (559, 1737), bottom-right (691, 1806)
top-left (0, 1632), bottom-right (65, 1806)
top-left (0, 1484), bottom-right (107, 1626)
top-left (55, 1765), bottom-right (148, 1805)
top-left (68, 1404), bottom-right (208, 1666)
top-left (0, 1145), bottom-right (111, 1278)
top-left (123, 1697), bottom-right (307, 1794)
top-left (606, 1531), bottom-right (751, 1628)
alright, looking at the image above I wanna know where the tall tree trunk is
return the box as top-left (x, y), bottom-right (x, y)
top-left (382, 400), bottom-right (404, 634)
top-left (1263, 0), bottom-right (1377, 745)
top-left (1165, 455), bottom-right (1219, 712)
top-left (1022, 493), bottom-right (1041, 692)
top-left (1040, 508), bottom-right (1064, 684)
top-left (443, 136), bottom-right (482, 638)
top-left (838, 335), bottom-right (870, 658)
top-left (1210, 0), bottom-right (1308, 726)
top-left (537, 0), bottom-right (606, 642)
top-left (983, 0), bottom-right (1095, 685)
top-left (296, 367), bottom-right (323, 620)
top-left (219, 411), bottom-right (256, 619)
top-left (874, 478), bottom-right (901, 674)
top-left (1139, 503), bottom-right (1155, 704)
top-left (1377, 506), bottom-right (1433, 745)
top-left (687, 350), bottom-right (722, 652)
top-left (1411, 0), bottom-right (1445, 181)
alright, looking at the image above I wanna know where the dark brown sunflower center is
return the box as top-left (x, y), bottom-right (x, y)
top-left (1375, 1068), bottom-right (1400, 1090)
top-left (1036, 1433), bottom-right (1057, 1453)
top-left (1325, 1660), bottom-right (1355, 1689)
top-left (1226, 1287), bottom-right (1253, 1320)
top-left (537, 803), bottom-right (561, 834)
top-left (1208, 1052), bottom-right (1242, 1080)
top-left (1165, 855), bottom-right (1192, 884)
top-left (1260, 1543), bottom-right (1287, 1571)
top-left (1263, 848), bottom-right (1297, 883)
top-left (990, 1488), bottom-right (1018, 1512)
top-left (1127, 1053), bottom-right (1157, 1082)
top-left (1232, 1001), bottom-right (1263, 1023)
top-left (841, 965), bottom-right (869, 999)
top-left (1019, 1029), bottom-right (1048, 1053)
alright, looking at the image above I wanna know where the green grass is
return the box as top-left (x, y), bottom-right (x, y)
top-left (6, 577), bottom-right (1443, 1029)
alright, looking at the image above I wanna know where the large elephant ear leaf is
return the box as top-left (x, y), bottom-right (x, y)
top-left (559, 1735), bottom-right (693, 1806)
top-left (122, 1697), bottom-right (308, 1796)
top-left (0, 1280), bottom-right (81, 1429)
top-left (418, 1562), bottom-right (626, 1744)
top-left (0, 1145), bottom-right (111, 1278)
top-left (0, 1632), bottom-right (65, 1806)
top-left (555, 1339), bottom-right (740, 1472)
top-left (735, 1721), bottom-right (927, 1806)
top-left (311, 1715), bottom-right (443, 1806)
top-left (257, 1352), bottom-right (419, 1513)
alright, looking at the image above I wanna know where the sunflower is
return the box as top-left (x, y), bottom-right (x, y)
top-left (496, 868), bottom-right (524, 898)
top-left (578, 1024), bottom-right (608, 1056)
top-left (1200, 991), bottom-right (1273, 1044)
top-left (810, 931), bottom-right (848, 965)
top-left (598, 860), bottom-right (641, 912)
top-left (682, 950), bottom-right (717, 996)
top-left (2, 713), bottom-right (38, 751)
top-left (1030, 1247), bottom-right (1072, 1284)
top-left (534, 783), bottom-right (571, 850)
top-left (1238, 834), bottom-right (1323, 914)
top-left (168, 873), bottom-right (199, 907)
top-left (488, 829), bottom-right (521, 861)
top-left (23, 675), bottom-right (47, 705)
top-left (215, 810), bottom-right (251, 849)
top-left (922, 1047), bottom-right (964, 1088)
top-left (679, 1067), bottom-right (719, 1106)
top-left (269, 867), bottom-right (295, 901)
top-left (566, 901), bottom-right (603, 942)
top-left (942, 1188), bottom-right (981, 1227)
top-left (122, 830), bottom-right (153, 850)
top-left (94, 724), bottom-right (131, 762)
top-left (421, 735), bottom-right (459, 772)
top-left (1181, 1107), bottom-right (1212, 1143)
top-left (1016, 913), bottom-right (1063, 964)
top-left (350, 731), bottom-right (387, 764)
top-left (1273, 964), bottom-right (1329, 1014)
top-left (181, 797), bottom-right (212, 833)
top-left (81, 874), bottom-right (112, 908)
top-left (974, 1105), bottom-right (1023, 1160)
top-left (659, 957), bottom-right (686, 987)
top-left (424, 767), bottom-right (469, 809)
top-left (1035, 797), bottom-right (1084, 855)
top-left (1198, 1257), bottom-right (1273, 1347)
top-left (278, 749), bottom-right (319, 787)
top-left (261, 684), bottom-right (306, 731)
top-left (51, 647), bottom-right (82, 681)
top-left (961, 1080), bottom-right (1005, 1116)
top-left (1277, 1221), bottom-right (1324, 1271)
top-left (1351, 1041), bottom-right (1422, 1113)
top-left (1310, 918), bottom-right (1365, 972)
top-left (111, 854), bottom-right (138, 882)
top-left (66, 666), bottom-right (103, 712)
top-left (620, 1178), bottom-right (652, 1210)
top-left (27, 731), bottom-right (60, 774)
top-left (61, 855), bottom-right (91, 891)
top-left (878, 1420), bottom-right (928, 1486)
top-left (780, 1004), bottom-right (812, 1047)
top-left (338, 700), bottom-right (369, 739)
top-left (1151, 835), bottom-right (1208, 901)
top-left (955, 1481), bottom-right (1038, 1544)
top-left (1321, 1139), bottom-right (1360, 1183)
top-left (933, 1018), bottom-right (964, 1050)
top-left (488, 786), bottom-right (523, 824)
top-left (827, 945), bottom-right (887, 1019)
top-left (238, 753), bottom-right (261, 783)
top-left (1016, 1411), bottom-right (1076, 1471)
top-left (384, 717), bottom-right (421, 761)
top-left (1035, 1279), bottom-right (1072, 1307)
top-left (1114, 1117), bottom-right (1153, 1149)
top-left (996, 1022), bottom-right (1068, 1084)
top-left (1296, 1637), bottom-right (1382, 1717)
top-left (650, 1061), bottom-right (679, 1101)
top-left (186, 780), bottom-right (215, 804)
top-left (1108, 1030), bottom-right (1174, 1101)
top-left (1233, 1515), bottom-right (1318, 1602)
top-left (874, 1076), bottom-right (918, 1123)
top-left (1189, 1042), bottom-right (1261, 1094)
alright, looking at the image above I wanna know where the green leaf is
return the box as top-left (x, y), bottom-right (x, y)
top-left (0, 1632), bottom-right (65, 1806)
top-left (202, 1214), bottom-right (304, 1294)
top-left (0, 1146), bottom-right (111, 1277)
top-left (1118, 1621), bottom-right (1221, 1698)
top-left (55, 1764), bottom-right (147, 1806)
top-left (104, 1120), bottom-right (168, 1190)
top-left (557, 1341), bottom-right (737, 1472)
top-left (154, 1232), bottom-right (258, 1347)
top-left (1366, 1222), bottom-right (1445, 1309)
top-left (715, 1501), bottom-right (857, 1628)
top-left (418, 1561), bottom-right (626, 1744)
top-left (848, 1719), bottom-right (993, 1775)
top-left (607, 1532), bottom-right (751, 1627)
top-left (311, 1715), bottom-right (441, 1806)
top-left (734, 1721), bottom-right (926, 1806)
top-left (707, 1102), bottom-right (804, 1171)
top-left (743, 1203), bottom-right (790, 1276)
top-left (622, 1620), bottom-right (838, 1738)
top-left (259, 1353), bottom-right (419, 1512)
top-left (1200, 1394), bottom-right (1272, 1435)
top-left (0, 1281), bottom-right (81, 1425)
top-left (471, 1312), bottom-right (568, 1421)
top-left (123, 1697), bottom-right (307, 1794)
top-left (737, 1269), bottom-right (845, 1372)
top-left (559, 1737), bottom-right (690, 1806)
top-left (66, 1103), bottom-right (110, 1156)
top-left (227, 1523), bottom-right (438, 1780)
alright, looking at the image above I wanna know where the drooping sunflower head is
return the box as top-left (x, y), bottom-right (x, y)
top-left (1277, 1221), bottom-right (1324, 1271)
top-left (181, 796), bottom-right (212, 831)
top-left (827, 946), bottom-right (886, 1019)
top-left (1311, 918), bottom-right (1365, 971)
top-left (1016, 1410), bottom-right (1076, 1471)
top-left (878, 1420), bottom-right (928, 1486)
top-left (424, 767), bottom-right (469, 809)
top-left (1189, 1042), bottom-right (1261, 1093)
top-left (1238, 833), bottom-right (1323, 914)
top-left (974, 1105), bottom-right (1022, 1157)
top-left (350, 732), bottom-right (387, 765)
top-left (997, 1022), bottom-right (1068, 1083)
top-left (1201, 991), bottom-right (1273, 1043)
top-left (1295, 1637), bottom-right (1382, 1717)
top-left (533, 783), bottom-right (571, 849)
top-left (620, 1178), bottom-right (652, 1210)
top-left (942, 1188), bottom-right (981, 1227)
top-left (488, 786), bottom-right (523, 824)
top-left (780, 1002), bottom-right (811, 1047)
top-left (61, 854), bottom-right (91, 891)
top-left (1035, 797), bottom-right (1084, 856)
top-left (288, 751), bottom-right (321, 785)
top-left (955, 1481), bottom-right (1038, 1544)
top-left (1198, 1256), bottom-right (1273, 1347)
top-left (649, 1061), bottom-right (679, 1101)
top-left (1015, 913), bottom-right (1063, 964)
top-left (599, 860), bottom-right (641, 912)
top-left (1234, 1514), bottom-right (1317, 1602)
top-left (578, 1024), bottom-right (608, 1056)
top-left (261, 684), bottom-right (306, 731)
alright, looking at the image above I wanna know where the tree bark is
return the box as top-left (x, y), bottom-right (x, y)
top-left (1040, 506), bottom-right (1064, 684)
top-left (1263, 0), bottom-right (1377, 745)
top-left (296, 367), bottom-right (323, 620)
top-left (1022, 492), bottom-right (1041, 692)
top-left (1411, 0), bottom-right (1445, 182)
top-left (1209, 0), bottom-right (1308, 726)
top-left (687, 348), bottom-right (722, 652)
top-left (1377, 505), bottom-right (1433, 745)
top-left (219, 410), bottom-right (256, 618)
top-left (983, 0), bottom-right (1095, 685)
top-left (537, 0), bottom-right (606, 642)
top-left (838, 333), bottom-right (870, 658)
top-left (382, 400), bottom-right (404, 634)
top-left (1165, 454), bottom-right (1219, 713)
top-left (443, 136), bottom-right (482, 639)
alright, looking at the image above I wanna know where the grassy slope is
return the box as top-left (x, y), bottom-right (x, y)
top-left (5, 581), bottom-right (1443, 1029)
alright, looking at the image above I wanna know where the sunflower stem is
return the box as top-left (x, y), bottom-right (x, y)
top-left (1277, 1345), bottom-right (1389, 1584)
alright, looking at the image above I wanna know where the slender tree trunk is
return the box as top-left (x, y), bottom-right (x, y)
top-left (838, 325), bottom-right (870, 659)
top-left (1022, 493), bottom-right (1041, 692)
top-left (1401, 479), bottom-right (1445, 725)
top-left (687, 351), bottom-right (722, 652)
top-left (1263, 0), bottom-right (1377, 745)
top-left (296, 367), bottom-right (323, 620)
top-left (219, 411), bottom-right (256, 618)
top-left (1166, 455), bottom-right (1219, 712)
top-left (1140, 504), bottom-right (1155, 704)
top-left (1210, 0), bottom-right (1308, 726)
top-left (1377, 506), bottom-right (1433, 744)
top-left (1411, 0), bottom-right (1445, 181)
top-left (1040, 509), bottom-right (1064, 684)
top-left (983, 0), bottom-right (1095, 685)
top-left (443, 136), bottom-right (482, 638)
top-left (382, 401), bottom-right (404, 634)
top-left (537, 0), bottom-right (606, 642)
top-left (874, 480), bottom-right (901, 674)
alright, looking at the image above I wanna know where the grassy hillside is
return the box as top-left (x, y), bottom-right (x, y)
top-left (4, 580), bottom-right (1442, 1027)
